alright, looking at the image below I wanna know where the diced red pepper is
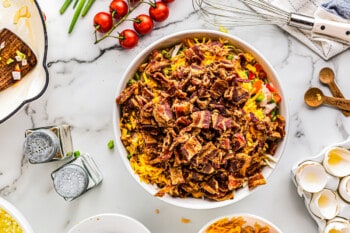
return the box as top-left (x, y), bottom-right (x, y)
top-left (254, 63), bottom-right (263, 72)
top-left (14, 64), bottom-right (21, 72)
top-left (251, 80), bottom-right (262, 94)
top-left (266, 83), bottom-right (276, 92)
top-left (248, 71), bottom-right (255, 80)
top-left (259, 71), bottom-right (267, 79)
top-left (273, 92), bottom-right (282, 103)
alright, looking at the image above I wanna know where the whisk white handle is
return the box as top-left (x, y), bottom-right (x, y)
top-left (312, 18), bottom-right (350, 44)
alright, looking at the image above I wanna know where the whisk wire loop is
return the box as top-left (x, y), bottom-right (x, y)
top-left (193, 0), bottom-right (291, 27)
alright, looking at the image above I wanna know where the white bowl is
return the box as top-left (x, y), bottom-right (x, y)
top-left (0, 197), bottom-right (34, 233)
top-left (0, 0), bottom-right (49, 123)
top-left (67, 213), bottom-right (151, 233)
top-left (198, 213), bottom-right (283, 233)
top-left (113, 29), bottom-right (289, 209)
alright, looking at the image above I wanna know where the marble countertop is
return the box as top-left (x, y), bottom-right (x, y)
top-left (1, 0), bottom-right (350, 233)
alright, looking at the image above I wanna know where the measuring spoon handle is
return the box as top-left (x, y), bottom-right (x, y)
top-left (323, 96), bottom-right (350, 111)
top-left (327, 82), bottom-right (350, 116)
top-left (328, 82), bottom-right (345, 98)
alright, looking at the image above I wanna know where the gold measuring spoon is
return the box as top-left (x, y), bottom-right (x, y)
top-left (304, 88), bottom-right (350, 111)
top-left (319, 67), bottom-right (350, 116)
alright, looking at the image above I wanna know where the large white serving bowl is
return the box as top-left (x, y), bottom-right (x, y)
top-left (0, 197), bottom-right (34, 233)
top-left (67, 213), bottom-right (151, 233)
top-left (113, 29), bottom-right (289, 209)
top-left (0, 0), bottom-right (49, 123)
top-left (198, 213), bottom-right (283, 233)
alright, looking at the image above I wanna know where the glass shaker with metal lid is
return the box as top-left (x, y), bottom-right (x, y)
top-left (23, 125), bottom-right (73, 163)
top-left (51, 153), bottom-right (103, 201)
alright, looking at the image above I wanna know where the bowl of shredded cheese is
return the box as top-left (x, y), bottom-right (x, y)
top-left (198, 214), bottom-right (283, 233)
top-left (113, 29), bottom-right (289, 209)
top-left (0, 197), bottom-right (33, 233)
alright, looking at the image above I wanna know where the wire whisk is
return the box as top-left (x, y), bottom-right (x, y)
top-left (193, 0), bottom-right (291, 27)
top-left (192, 0), bottom-right (350, 44)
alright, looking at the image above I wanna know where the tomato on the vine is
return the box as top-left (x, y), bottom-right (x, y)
top-left (109, 0), bottom-right (129, 20)
top-left (133, 14), bottom-right (154, 35)
top-left (119, 29), bottom-right (139, 49)
top-left (94, 12), bottom-right (113, 33)
top-left (162, 0), bottom-right (174, 2)
top-left (149, 2), bottom-right (169, 22)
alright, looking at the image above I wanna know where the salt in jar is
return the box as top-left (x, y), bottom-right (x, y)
top-left (23, 125), bottom-right (73, 163)
top-left (51, 153), bottom-right (103, 201)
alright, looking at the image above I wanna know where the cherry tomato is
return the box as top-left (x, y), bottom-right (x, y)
top-left (162, 0), bottom-right (174, 2)
top-left (94, 12), bottom-right (113, 33)
top-left (109, 0), bottom-right (129, 20)
top-left (149, 2), bottom-right (169, 22)
top-left (119, 29), bottom-right (139, 49)
top-left (133, 14), bottom-right (154, 35)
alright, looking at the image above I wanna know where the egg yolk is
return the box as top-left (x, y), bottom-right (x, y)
top-left (318, 194), bottom-right (329, 208)
top-left (305, 172), bottom-right (318, 183)
top-left (329, 229), bottom-right (341, 233)
top-left (328, 151), bottom-right (343, 166)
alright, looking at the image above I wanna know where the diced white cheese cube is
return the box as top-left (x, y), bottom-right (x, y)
top-left (12, 71), bottom-right (21, 80)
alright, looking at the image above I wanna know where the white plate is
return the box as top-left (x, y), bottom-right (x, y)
top-left (113, 29), bottom-right (289, 209)
top-left (67, 213), bottom-right (151, 233)
top-left (198, 213), bottom-right (283, 233)
top-left (0, 0), bottom-right (48, 123)
top-left (0, 197), bottom-right (34, 233)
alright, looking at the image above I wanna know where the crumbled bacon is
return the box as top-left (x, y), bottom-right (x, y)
top-left (153, 102), bottom-right (173, 126)
top-left (117, 38), bottom-right (286, 202)
top-left (116, 83), bottom-right (137, 104)
top-left (191, 110), bottom-right (210, 128)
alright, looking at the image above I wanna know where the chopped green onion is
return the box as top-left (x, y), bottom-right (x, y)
top-left (74, 150), bottom-right (81, 158)
top-left (127, 154), bottom-right (132, 160)
top-left (271, 109), bottom-right (277, 121)
top-left (73, 0), bottom-right (79, 8)
top-left (60, 0), bottom-right (73, 14)
top-left (68, 0), bottom-right (86, 34)
top-left (16, 50), bottom-right (26, 60)
top-left (6, 58), bottom-right (14, 64)
top-left (255, 93), bottom-right (265, 102)
top-left (226, 54), bottom-right (233, 60)
top-left (81, 0), bottom-right (95, 17)
top-left (107, 140), bottom-right (114, 150)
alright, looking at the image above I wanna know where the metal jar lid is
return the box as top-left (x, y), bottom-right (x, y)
top-left (52, 164), bottom-right (89, 199)
top-left (23, 129), bottom-right (59, 163)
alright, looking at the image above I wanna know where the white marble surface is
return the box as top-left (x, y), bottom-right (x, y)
top-left (1, 0), bottom-right (350, 233)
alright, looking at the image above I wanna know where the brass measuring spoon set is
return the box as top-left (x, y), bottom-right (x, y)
top-left (304, 67), bottom-right (350, 116)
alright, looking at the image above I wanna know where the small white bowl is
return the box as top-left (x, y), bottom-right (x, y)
top-left (0, 197), bottom-right (34, 233)
top-left (198, 213), bottom-right (283, 233)
top-left (113, 29), bottom-right (289, 209)
top-left (67, 213), bottom-right (151, 233)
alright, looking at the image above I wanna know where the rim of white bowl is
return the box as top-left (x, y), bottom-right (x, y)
top-left (67, 213), bottom-right (151, 233)
top-left (113, 29), bottom-right (289, 209)
top-left (0, 197), bottom-right (34, 233)
top-left (197, 213), bottom-right (283, 233)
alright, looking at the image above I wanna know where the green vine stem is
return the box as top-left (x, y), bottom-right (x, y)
top-left (94, 0), bottom-right (146, 44)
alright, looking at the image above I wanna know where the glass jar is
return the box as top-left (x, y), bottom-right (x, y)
top-left (51, 153), bottom-right (103, 201)
top-left (23, 125), bottom-right (73, 163)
